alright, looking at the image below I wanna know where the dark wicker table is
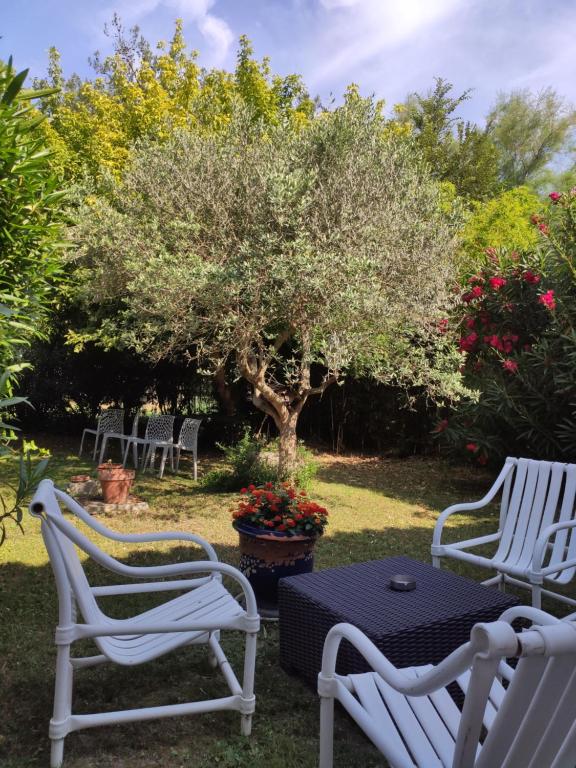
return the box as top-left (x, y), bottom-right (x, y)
top-left (278, 556), bottom-right (520, 687)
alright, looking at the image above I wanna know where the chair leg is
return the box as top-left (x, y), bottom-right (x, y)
top-left (158, 447), bottom-right (169, 479)
top-left (92, 433), bottom-right (101, 461)
top-left (240, 632), bottom-right (258, 736)
top-left (49, 643), bottom-right (74, 768)
top-left (432, 556), bottom-right (441, 569)
top-left (193, 450), bottom-right (197, 481)
top-left (78, 430), bottom-right (86, 458)
top-left (319, 695), bottom-right (335, 768)
top-left (98, 434), bottom-right (108, 465)
top-left (498, 575), bottom-right (506, 593)
top-left (532, 584), bottom-right (542, 609)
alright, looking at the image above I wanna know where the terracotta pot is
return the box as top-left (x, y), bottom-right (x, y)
top-left (70, 475), bottom-right (90, 483)
top-left (233, 520), bottom-right (317, 604)
top-left (97, 463), bottom-right (135, 504)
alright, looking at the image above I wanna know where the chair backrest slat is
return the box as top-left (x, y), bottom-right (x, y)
top-left (494, 458), bottom-right (530, 562)
top-left (178, 418), bottom-right (201, 451)
top-left (144, 414), bottom-right (175, 442)
top-left (98, 408), bottom-right (124, 434)
top-left (548, 465), bottom-right (576, 582)
top-left (505, 460), bottom-right (551, 568)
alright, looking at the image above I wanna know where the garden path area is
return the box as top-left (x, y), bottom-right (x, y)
top-left (0, 437), bottom-right (553, 768)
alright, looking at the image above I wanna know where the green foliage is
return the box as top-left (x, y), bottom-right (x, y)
top-left (459, 186), bottom-right (542, 269)
top-left (398, 77), bottom-right (500, 200)
top-left (487, 87), bottom-right (576, 188)
top-left (201, 430), bottom-right (277, 491)
top-left (439, 190), bottom-right (576, 464)
top-left (73, 94), bottom-right (457, 473)
top-left (0, 58), bottom-right (68, 368)
top-left (0, 369), bottom-right (50, 544)
top-left (35, 20), bottom-right (314, 181)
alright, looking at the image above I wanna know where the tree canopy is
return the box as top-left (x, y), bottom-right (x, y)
top-left (34, 18), bottom-right (315, 182)
top-left (73, 95), bottom-right (458, 473)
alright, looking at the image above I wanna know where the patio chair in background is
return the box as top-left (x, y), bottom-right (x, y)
top-left (78, 408), bottom-right (124, 461)
top-left (432, 457), bottom-right (576, 610)
top-left (144, 418), bottom-right (202, 480)
top-left (97, 411), bottom-right (140, 465)
top-left (122, 414), bottom-right (175, 471)
top-left (318, 607), bottom-right (576, 768)
top-left (30, 479), bottom-right (259, 768)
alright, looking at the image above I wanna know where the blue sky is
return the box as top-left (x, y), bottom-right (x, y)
top-left (3, 0), bottom-right (576, 124)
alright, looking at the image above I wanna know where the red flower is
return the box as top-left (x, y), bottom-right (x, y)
top-left (240, 488), bottom-right (247, 494)
top-left (468, 274), bottom-right (484, 285)
top-left (477, 454), bottom-right (488, 466)
top-left (485, 334), bottom-right (504, 352)
top-left (488, 276), bottom-right (507, 291)
top-left (462, 285), bottom-right (484, 303)
top-left (502, 359), bottom-right (519, 373)
top-left (538, 290), bottom-right (556, 310)
top-left (464, 316), bottom-right (475, 329)
top-left (458, 332), bottom-right (478, 353)
top-left (530, 213), bottom-right (540, 225)
top-left (485, 247), bottom-right (497, 262)
top-left (433, 419), bottom-right (449, 433)
top-left (277, 524), bottom-right (286, 531)
top-left (549, 192), bottom-right (561, 203)
top-left (538, 222), bottom-right (550, 235)
top-left (466, 443), bottom-right (478, 452)
top-left (522, 270), bottom-right (540, 284)
top-left (437, 318), bottom-right (449, 334)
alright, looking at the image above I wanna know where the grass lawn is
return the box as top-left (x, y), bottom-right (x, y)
top-left (0, 435), bottom-right (563, 767)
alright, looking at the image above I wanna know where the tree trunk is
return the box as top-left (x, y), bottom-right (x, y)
top-left (213, 366), bottom-right (237, 416)
top-left (278, 419), bottom-right (299, 479)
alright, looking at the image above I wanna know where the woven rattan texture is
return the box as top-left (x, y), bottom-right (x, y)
top-left (278, 556), bottom-right (519, 687)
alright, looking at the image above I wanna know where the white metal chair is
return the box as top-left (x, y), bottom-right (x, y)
top-left (98, 411), bottom-right (140, 465)
top-left (30, 479), bottom-right (259, 768)
top-left (122, 414), bottom-right (175, 472)
top-left (145, 418), bottom-right (202, 480)
top-left (318, 606), bottom-right (576, 768)
top-left (432, 457), bottom-right (576, 610)
top-left (79, 408), bottom-right (124, 461)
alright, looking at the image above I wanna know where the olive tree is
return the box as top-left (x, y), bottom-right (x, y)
top-left (75, 94), bottom-right (457, 475)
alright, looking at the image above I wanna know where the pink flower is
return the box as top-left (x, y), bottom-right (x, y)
top-left (464, 316), bottom-right (476, 329)
top-left (549, 192), bottom-right (561, 203)
top-left (502, 359), bottom-right (519, 373)
top-left (538, 290), bottom-right (556, 310)
top-left (458, 332), bottom-right (478, 353)
top-left (462, 286), bottom-right (484, 303)
top-left (538, 222), bottom-right (550, 235)
top-left (522, 270), bottom-right (540, 285)
top-left (466, 443), bottom-right (478, 452)
top-left (489, 276), bottom-right (507, 291)
top-left (485, 334), bottom-right (504, 352)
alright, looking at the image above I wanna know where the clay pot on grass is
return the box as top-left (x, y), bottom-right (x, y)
top-left (97, 463), bottom-right (135, 504)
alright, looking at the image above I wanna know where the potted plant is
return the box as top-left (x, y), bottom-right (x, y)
top-left (96, 461), bottom-right (135, 504)
top-left (232, 482), bottom-right (329, 607)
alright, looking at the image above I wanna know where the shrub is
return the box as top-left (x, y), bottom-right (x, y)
top-left (201, 430), bottom-right (277, 492)
top-left (438, 190), bottom-right (576, 464)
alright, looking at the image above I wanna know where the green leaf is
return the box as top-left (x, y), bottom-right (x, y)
top-left (2, 69), bottom-right (29, 105)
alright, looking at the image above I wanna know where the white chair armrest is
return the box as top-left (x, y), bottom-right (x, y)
top-left (43, 510), bottom-right (258, 614)
top-left (531, 519), bottom-right (576, 576)
top-left (432, 459), bottom-right (515, 550)
top-left (54, 485), bottom-right (218, 561)
top-left (320, 623), bottom-right (481, 697)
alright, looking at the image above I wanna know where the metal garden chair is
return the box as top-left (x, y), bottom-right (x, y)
top-left (144, 418), bottom-right (202, 480)
top-left (97, 411), bottom-right (140, 465)
top-left (78, 408), bottom-right (124, 461)
top-left (30, 479), bottom-right (259, 768)
top-left (122, 414), bottom-right (175, 472)
top-left (432, 457), bottom-right (576, 610)
top-left (318, 606), bottom-right (576, 768)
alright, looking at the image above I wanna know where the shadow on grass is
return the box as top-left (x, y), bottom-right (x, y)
top-left (4, 509), bottom-right (573, 768)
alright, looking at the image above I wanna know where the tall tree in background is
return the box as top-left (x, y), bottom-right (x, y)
top-left (487, 88), bottom-right (576, 188)
top-left (34, 18), bottom-right (315, 182)
top-left (74, 96), bottom-right (458, 475)
top-left (399, 77), bottom-right (499, 200)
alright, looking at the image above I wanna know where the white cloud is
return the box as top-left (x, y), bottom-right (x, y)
top-left (97, 0), bottom-right (234, 65)
top-left (311, 0), bottom-right (464, 88)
